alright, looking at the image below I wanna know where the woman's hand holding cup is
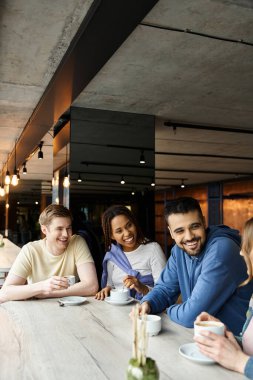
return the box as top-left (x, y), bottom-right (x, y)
top-left (195, 311), bottom-right (221, 324)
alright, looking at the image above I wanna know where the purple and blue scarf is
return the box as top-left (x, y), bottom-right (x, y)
top-left (101, 243), bottom-right (154, 300)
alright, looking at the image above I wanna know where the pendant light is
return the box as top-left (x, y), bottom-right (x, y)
top-left (180, 179), bottom-right (185, 188)
top-left (0, 169), bottom-right (5, 197)
top-left (139, 150), bottom-right (146, 164)
top-left (22, 161), bottom-right (27, 174)
top-left (11, 140), bottom-right (18, 186)
top-left (63, 145), bottom-right (70, 188)
top-left (5, 156), bottom-right (10, 185)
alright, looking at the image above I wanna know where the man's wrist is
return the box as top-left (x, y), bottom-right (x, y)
top-left (234, 351), bottom-right (250, 374)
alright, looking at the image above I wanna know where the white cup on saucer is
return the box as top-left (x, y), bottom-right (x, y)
top-left (110, 288), bottom-right (129, 302)
top-left (194, 320), bottom-right (225, 360)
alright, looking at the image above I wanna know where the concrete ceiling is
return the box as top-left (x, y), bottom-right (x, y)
top-left (1, 0), bottom-right (253, 199)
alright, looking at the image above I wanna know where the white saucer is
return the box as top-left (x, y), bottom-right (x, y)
top-left (179, 343), bottom-right (215, 364)
top-left (58, 296), bottom-right (87, 306)
top-left (104, 296), bottom-right (135, 306)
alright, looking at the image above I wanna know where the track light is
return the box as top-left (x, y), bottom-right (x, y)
top-left (120, 176), bottom-right (125, 184)
top-left (180, 179), bottom-right (185, 188)
top-left (22, 161), bottom-right (27, 174)
top-left (139, 150), bottom-right (146, 164)
top-left (38, 141), bottom-right (44, 159)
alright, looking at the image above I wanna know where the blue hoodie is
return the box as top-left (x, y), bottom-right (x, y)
top-left (141, 225), bottom-right (253, 335)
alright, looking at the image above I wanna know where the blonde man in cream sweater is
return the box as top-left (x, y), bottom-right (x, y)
top-left (0, 204), bottom-right (98, 303)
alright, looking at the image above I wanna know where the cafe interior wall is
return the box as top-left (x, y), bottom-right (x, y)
top-left (155, 178), bottom-right (253, 256)
top-left (52, 107), bottom-right (156, 241)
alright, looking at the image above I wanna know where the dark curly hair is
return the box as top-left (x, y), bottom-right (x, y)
top-left (101, 205), bottom-right (147, 251)
top-left (165, 197), bottom-right (203, 225)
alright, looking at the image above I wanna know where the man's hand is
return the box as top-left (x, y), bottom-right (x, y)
top-left (95, 286), bottom-right (111, 300)
top-left (39, 276), bottom-right (69, 295)
top-left (129, 301), bottom-right (151, 319)
top-left (195, 311), bottom-right (221, 324)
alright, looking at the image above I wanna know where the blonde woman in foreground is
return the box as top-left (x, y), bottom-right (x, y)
top-left (194, 217), bottom-right (253, 379)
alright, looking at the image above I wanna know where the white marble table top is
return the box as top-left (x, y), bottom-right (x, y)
top-left (0, 297), bottom-right (245, 380)
top-left (0, 238), bottom-right (20, 272)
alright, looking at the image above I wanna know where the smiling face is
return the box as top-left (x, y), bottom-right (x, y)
top-left (110, 214), bottom-right (139, 252)
top-left (41, 216), bottom-right (72, 256)
top-left (167, 210), bottom-right (206, 256)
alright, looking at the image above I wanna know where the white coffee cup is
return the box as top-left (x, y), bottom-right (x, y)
top-left (138, 315), bottom-right (162, 336)
top-left (64, 275), bottom-right (76, 286)
top-left (110, 288), bottom-right (129, 302)
top-left (194, 320), bottom-right (225, 337)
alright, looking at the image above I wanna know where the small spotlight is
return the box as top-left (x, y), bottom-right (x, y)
top-left (22, 162), bottom-right (27, 174)
top-left (139, 150), bottom-right (146, 164)
top-left (38, 141), bottom-right (44, 159)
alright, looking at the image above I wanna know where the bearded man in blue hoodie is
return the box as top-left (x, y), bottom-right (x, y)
top-left (139, 197), bottom-right (253, 335)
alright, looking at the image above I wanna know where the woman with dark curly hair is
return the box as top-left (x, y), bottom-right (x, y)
top-left (95, 205), bottom-right (166, 301)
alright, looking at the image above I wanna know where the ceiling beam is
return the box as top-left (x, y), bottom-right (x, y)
top-left (3, 0), bottom-right (159, 176)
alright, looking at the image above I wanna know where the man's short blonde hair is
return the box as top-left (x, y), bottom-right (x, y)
top-left (39, 204), bottom-right (72, 227)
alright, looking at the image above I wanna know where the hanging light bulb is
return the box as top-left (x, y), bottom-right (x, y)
top-left (0, 185), bottom-right (5, 197)
top-left (180, 179), bottom-right (185, 188)
top-left (63, 145), bottom-right (70, 188)
top-left (120, 176), bottom-right (125, 184)
top-left (77, 173), bottom-right (82, 183)
top-left (0, 169), bottom-right (5, 196)
top-left (4, 153), bottom-right (11, 185)
top-left (11, 139), bottom-right (18, 186)
top-left (151, 178), bottom-right (155, 187)
top-left (5, 170), bottom-right (11, 185)
top-left (63, 172), bottom-right (70, 188)
top-left (11, 170), bottom-right (18, 186)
